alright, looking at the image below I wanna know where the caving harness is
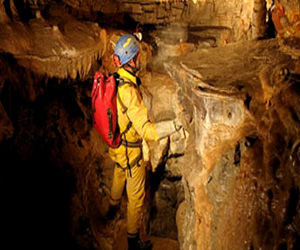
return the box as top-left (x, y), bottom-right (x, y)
top-left (91, 72), bottom-right (142, 177)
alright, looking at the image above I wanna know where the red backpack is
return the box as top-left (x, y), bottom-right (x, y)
top-left (91, 72), bottom-right (121, 148)
top-left (92, 72), bottom-right (142, 176)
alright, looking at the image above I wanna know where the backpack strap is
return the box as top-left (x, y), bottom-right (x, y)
top-left (117, 92), bottom-right (128, 114)
top-left (91, 76), bottom-right (101, 125)
top-left (115, 75), bottom-right (143, 177)
top-left (118, 76), bottom-right (136, 87)
top-left (116, 75), bottom-right (136, 114)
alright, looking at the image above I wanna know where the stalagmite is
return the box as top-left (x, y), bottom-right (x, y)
top-left (252, 0), bottom-right (267, 39)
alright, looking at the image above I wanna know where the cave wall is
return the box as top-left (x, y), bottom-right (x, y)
top-left (272, 0), bottom-right (300, 39)
top-left (164, 38), bottom-right (300, 250)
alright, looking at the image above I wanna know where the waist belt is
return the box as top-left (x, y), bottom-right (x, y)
top-left (116, 139), bottom-right (143, 176)
top-left (116, 152), bottom-right (143, 171)
top-left (121, 139), bottom-right (142, 148)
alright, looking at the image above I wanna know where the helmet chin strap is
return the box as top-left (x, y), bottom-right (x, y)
top-left (124, 62), bottom-right (140, 75)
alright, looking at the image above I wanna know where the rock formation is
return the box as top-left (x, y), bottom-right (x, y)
top-left (164, 38), bottom-right (300, 250)
top-left (0, 3), bottom-right (106, 79)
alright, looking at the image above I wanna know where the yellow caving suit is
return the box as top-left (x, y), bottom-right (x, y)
top-left (108, 68), bottom-right (159, 235)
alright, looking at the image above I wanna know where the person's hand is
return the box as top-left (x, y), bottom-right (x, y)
top-left (142, 140), bottom-right (150, 162)
top-left (176, 110), bottom-right (191, 129)
top-left (156, 120), bottom-right (179, 140)
top-left (173, 118), bottom-right (182, 131)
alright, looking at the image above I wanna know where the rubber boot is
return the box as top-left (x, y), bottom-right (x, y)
top-left (128, 234), bottom-right (152, 250)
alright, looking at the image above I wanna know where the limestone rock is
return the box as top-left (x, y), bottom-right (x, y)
top-left (149, 137), bottom-right (169, 173)
top-left (165, 157), bottom-right (184, 179)
top-left (150, 177), bottom-right (182, 240)
top-left (0, 4), bottom-right (106, 79)
top-left (272, 0), bottom-right (300, 39)
top-left (251, 0), bottom-right (267, 39)
top-left (150, 236), bottom-right (180, 250)
top-left (165, 38), bottom-right (300, 250)
top-left (117, 0), bottom-right (265, 42)
top-left (64, 0), bottom-right (118, 13)
top-left (140, 72), bottom-right (177, 122)
top-left (176, 201), bottom-right (186, 247)
top-left (169, 128), bottom-right (187, 156)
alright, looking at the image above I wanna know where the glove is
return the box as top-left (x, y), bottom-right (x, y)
top-left (142, 139), bottom-right (150, 162)
top-left (176, 108), bottom-right (192, 129)
top-left (173, 117), bottom-right (183, 131)
top-left (156, 119), bottom-right (182, 140)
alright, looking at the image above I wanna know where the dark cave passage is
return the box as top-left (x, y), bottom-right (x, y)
top-left (2, 145), bottom-right (81, 249)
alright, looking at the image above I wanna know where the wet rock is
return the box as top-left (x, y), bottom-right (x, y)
top-left (140, 71), bottom-right (181, 172)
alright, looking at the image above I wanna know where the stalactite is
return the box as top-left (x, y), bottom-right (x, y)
top-left (0, 0), bottom-right (10, 23)
top-left (9, 0), bottom-right (20, 21)
top-left (71, 61), bottom-right (77, 79)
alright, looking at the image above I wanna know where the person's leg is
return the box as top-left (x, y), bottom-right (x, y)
top-left (110, 165), bottom-right (126, 205)
top-left (107, 165), bottom-right (126, 220)
top-left (126, 162), bottom-right (146, 235)
top-left (126, 162), bottom-right (152, 249)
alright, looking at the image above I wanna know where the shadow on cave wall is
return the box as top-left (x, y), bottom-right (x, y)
top-left (0, 47), bottom-right (183, 248)
top-left (0, 53), bottom-right (94, 249)
top-left (2, 149), bottom-right (81, 249)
